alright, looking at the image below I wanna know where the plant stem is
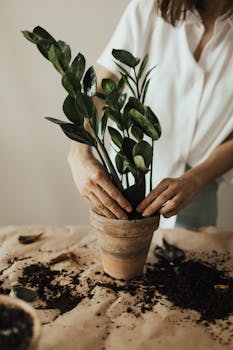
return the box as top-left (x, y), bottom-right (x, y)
top-left (86, 118), bottom-right (123, 191)
top-left (95, 146), bottom-right (108, 172)
top-left (95, 134), bottom-right (124, 191)
top-left (126, 173), bottom-right (129, 188)
top-left (124, 130), bottom-right (130, 188)
top-left (133, 68), bottom-right (140, 100)
top-left (121, 74), bottom-right (137, 97)
top-left (150, 140), bottom-right (154, 192)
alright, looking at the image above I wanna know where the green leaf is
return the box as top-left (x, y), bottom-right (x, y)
top-left (83, 66), bottom-right (97, 97)
top-left (48, 44), bottom-right (64, 74)
top-left (142, 78), bottom-right (151, 104)
top-left (120, 73), bottom-right (136, 97)
top-left (112, 49), bottom-right (140, 68)
top-left (33, 26), bottom-right (56, 42)
top-left (37, 39), bottom-right (54, 60)
top-left (141, 65), bottom-right (156, 93)
top-left (71, 53), bottom-right (86, 83)
top-left (105, 88), bottom-right (127, 112)
top-left (108, 127), bottom-right (123, 148)
top-left (117, 77), bottom-right (126, 92)
top-left (115, 152), bottom-right (129, 174)
top-left (122, 137), bottom-right (136, 163)
top-left (100, 111), bottom-right (108, 140)
top-left (63, 95), bottom-right (84, 125)
top-left (117, 93), bottom-right (127, 110)
top-left (57, 40), bottom-right (71, 71)
top-left (124, 97), bottom-right (145, 128)
top-left (62, 69), bottom-right (77, 98)
top-left (91, 107), bottom-right (98, 135)
top-left (10, 286), bottom-right (38, 302)
top-left (115, 152), bottom-right (124, 174)
top-left (129, 108), bottom-right (160, 140)
top-left (133, 155), bottom-right (147, 172)
top-left (60, 123), bottom-right (96, 146)
top-left (45, 117), bottom-right (68, 125)
top-left (18, 233), bottom-right (44, 244)
top-left (145, 106), bottom-right (161, 139)
top-left (101, 79), bottom-right (116, 95)
top-left (21, 30), bottom-right (41, 44)
top-left (131, 125), bottom-right (143, 141)
top-left (138, 53), bottom-right (149, 80)
top-left (75, 92), bottom-right (95, 119)
top-left (115, 152), bottom-right (136, 176)
top-left (133, 140), bottom-right (152, 171)
top-left (124, 97), bottom-right (145, 115)
top-left (105, 89), bottom-right (120, 107)
top-left (105, 108), bottom-right (123, 131)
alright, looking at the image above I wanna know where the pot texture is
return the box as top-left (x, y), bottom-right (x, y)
top-left (90, 211), bottom-right (160, 280)
top-left (0, 294), bottom-right (41, 350)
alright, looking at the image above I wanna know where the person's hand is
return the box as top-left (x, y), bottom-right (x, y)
top-left (136, 174), bottom-right (202, 218)
top-left (68, 144), bottom-right (133, 220)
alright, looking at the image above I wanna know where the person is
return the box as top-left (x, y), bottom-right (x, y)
top-left (68, 0), bottom-right (233, 228)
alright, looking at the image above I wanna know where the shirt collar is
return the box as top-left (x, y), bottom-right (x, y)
top-left (227, 14), bottom-right (233, 28)
top-left (186, 9), bottom-right (233, 29)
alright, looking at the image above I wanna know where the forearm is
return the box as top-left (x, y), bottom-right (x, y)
top-left (182, 135), bottom-right (233, 190)
top-left (68, 142), bottom-right (94, 166)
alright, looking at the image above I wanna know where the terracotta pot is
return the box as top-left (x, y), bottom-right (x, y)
top-left (90, 211), bottom-right (160, 280)
top-left (0, 294), bottom-right (41, 350)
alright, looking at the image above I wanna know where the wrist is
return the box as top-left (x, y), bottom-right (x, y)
top-left (180, 164), bottom-right (209, 193)
top-left (68, 141), bottom-right (93, 163)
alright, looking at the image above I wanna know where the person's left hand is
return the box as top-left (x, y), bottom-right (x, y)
top-left (136, 174), bottom-right (203, 218)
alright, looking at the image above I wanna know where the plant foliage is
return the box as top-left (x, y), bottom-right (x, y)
top-left (22, 26), bottom-right (162, 219)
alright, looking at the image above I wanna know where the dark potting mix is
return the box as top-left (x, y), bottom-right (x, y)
top-left (0, 304), bottom-right (33, 350)
top-left (1, 236), bottom-right (233, 346)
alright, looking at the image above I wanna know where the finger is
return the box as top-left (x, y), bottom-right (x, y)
top-left (86, 193), bottom-right (116, 219)
top-left (161, 201), bottom-right (185, 218)
top-left (95, 185), bottom-right (128, 220)
top-left (136, 181), bottom-right (169, 213)
top-left (159, 194), bottom-right (183, 216)
top-left (98, 175), bottom-right (133, 213)
top-left (142, 186), bottom-right (177, 217)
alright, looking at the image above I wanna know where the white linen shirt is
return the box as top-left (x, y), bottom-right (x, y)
top-left (96, 0), bottom-right (233, 228)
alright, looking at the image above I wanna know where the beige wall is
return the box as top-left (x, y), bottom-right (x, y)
top-left (0, 0), bottom-right (232, 227)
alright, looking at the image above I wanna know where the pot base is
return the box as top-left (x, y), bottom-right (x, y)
top-left (101, 251), bottom-right (148, 280)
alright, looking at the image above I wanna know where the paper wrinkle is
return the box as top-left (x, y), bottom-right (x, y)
top-left (0, 225), bottom-right (233, 350)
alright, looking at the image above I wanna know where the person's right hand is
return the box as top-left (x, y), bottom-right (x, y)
top-left (68, 143), bottom-right (133, 220)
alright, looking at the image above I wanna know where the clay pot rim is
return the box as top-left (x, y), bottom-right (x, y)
top-left (91, 210), bottom-right (160, 225)
top-left (0, 294), bottom-right (41, 350)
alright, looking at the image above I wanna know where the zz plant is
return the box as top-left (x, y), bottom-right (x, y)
top-left (22, 26), bottom-right (161, 219)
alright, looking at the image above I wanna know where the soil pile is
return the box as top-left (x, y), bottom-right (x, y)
top-left (18, 263), bottom-right (84, 314)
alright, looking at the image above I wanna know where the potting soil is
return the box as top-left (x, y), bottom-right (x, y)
top-left (0, 304), bottom-right (33, 350)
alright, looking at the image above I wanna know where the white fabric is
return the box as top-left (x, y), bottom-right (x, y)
top-left (96, 0), bottom-right (233, 228)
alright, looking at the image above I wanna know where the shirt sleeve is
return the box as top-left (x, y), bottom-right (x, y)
top-left (188, 116), bottom-right (233, 186)
top-left (96, 0), bottom-right (156, 79)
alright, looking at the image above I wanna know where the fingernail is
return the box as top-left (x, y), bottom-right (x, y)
top-left (126, 206), bottom-right (133, 213)
top-left (142, 210), bottom-right (149, 217)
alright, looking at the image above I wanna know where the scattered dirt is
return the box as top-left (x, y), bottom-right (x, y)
top-left (1, 244), bottom-right (233, 345)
